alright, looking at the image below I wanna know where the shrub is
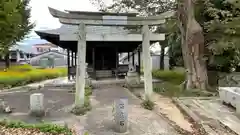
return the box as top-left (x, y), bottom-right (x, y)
top-left (152, 70), bottom-right (185, 84)
top-left (141, 100), bottom-right (155, 110)
top-left (8, 64), bottom-right (34, 72)
top-left (0, 119), bottom-right (72, 134)
top-left (153, 82), bottom-right (216, 97)
top-left (85, 86), bottom-right (92, 96)
top-left (0, 66), bottom-right (67, 89)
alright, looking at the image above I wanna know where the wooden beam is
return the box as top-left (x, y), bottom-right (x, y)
top-left (92, 47), bottom-right (96, 80)
top-left (132, 52), bottom-right (135, 65)
top-left (67, 49), bottom-right (70, 80)
top-left (60, 33), bottom-right (165, 41)
top-left (58, 18), bottom-right (165, 26)
top-left (74, 52), bottom-right (77, 67)
top-left (116, 47), bottom-right (119, 79)
top-left (138, 50), bottom-right (141, 74)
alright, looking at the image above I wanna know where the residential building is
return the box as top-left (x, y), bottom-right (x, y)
top-left (120, 47), bottom-right (169, 70)
top-left (33, 43), bottom-right (66, 54)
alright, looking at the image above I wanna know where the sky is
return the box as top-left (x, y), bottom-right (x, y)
top-left (18, 0), bottom-right (161, 52)
top-left (19, 0), bottom-right (100, 46)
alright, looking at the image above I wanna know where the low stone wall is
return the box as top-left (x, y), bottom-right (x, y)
top-left (218, 72), bottom-right (240, 87)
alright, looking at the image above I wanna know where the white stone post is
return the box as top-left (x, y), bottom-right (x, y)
top-left (142, 25), bottom-right (153, 100)
top-left (114, 98), bottom-right (128, 133)
top-left (30, 93), bottom-right (44, 117)
top-left (75, 23), bottom-right (87, 107)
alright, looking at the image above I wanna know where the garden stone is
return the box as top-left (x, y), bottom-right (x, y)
top-left (0, 100), bottom-right (12, 113)
top-left (125, 63), bottom-right (140, 87)
top-left (30, 93), bottom-right (45, 117)
top-left (113, 98), bottom-right (128, 133)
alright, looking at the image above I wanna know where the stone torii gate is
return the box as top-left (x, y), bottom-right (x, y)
top-left (48, 7), bottom-right (170, 107)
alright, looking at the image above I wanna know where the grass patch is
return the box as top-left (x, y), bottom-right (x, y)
top-left (70, 87), bottom-right (92, 115)
top-left (0, 119), bottom-right (72, 135)
top-left (0, 64), bottom-right (67, 89)
top-left (141, 100), bottom-right (155, 110)
top-left (152, 69), bottom-right (216, 97)
top-left (152, 69), bottom-right (185, 84)
top-left (153, 82), bottom-right (215, 97)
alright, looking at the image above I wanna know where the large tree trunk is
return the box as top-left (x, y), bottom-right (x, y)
top-left (160, 45), bottom-right (165, 70)
top-left (177, 0), bottom-right (208, 90)
top-left (4, 52), bottom-right (10, 69)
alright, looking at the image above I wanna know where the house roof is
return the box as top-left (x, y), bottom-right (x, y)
top-left (30, 50), bottom-right (67, 63)
top-left (34, 43), bottom-right (57, 48)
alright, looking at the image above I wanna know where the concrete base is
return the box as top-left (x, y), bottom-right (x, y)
top-left (219, 87), bottom-right (240, 114)
top-left (125, 72), bottom-right (140, 87)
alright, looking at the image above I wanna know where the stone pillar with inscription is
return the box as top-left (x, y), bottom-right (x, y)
top-left (113, 98), bottom-right (128, 133)
top-left (30, 93), bottom-right (45, 117)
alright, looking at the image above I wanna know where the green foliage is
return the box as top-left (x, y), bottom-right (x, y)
top-left (8, 64), bottom-right (34, 71)
top-left (0, 0), bottom-right (34, 66)
top-left (153, 82), bottom-right (215, 97)
top-left (85, 86), bottom-right (93, 96)
top-left (141, 100), bottom-right (155, 110)
top-left (195, 0), bottom-right (240, 72)
top-left (152, 69), bottom-right (185, 84)
top-left (0, 119), bottom-right (72, 135)
top-left (152, 70), bottom-right (217, 97)
top-left (0, 65), bottom-right (67, 89)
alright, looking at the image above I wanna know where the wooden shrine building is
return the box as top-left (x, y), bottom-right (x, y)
top-left (35, 8), bottom-right (166, 80)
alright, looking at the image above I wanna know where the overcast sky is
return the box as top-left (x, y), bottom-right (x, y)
top-left (19, 0), bottom-right (160, 52)
top-left (19, 0), bottom-right (100, 45)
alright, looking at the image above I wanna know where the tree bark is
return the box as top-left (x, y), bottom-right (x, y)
top-left (4, 52), bottom-right (10, 69)
top-left (160, 45), bottom-right (165, 70)
top-left (177, 0), bottom-right (208, 90)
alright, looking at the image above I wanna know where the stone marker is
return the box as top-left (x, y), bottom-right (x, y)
top-left (125, 63), bottom-right (140, 87)
top-left (114, 98), bottom-right (128, 133)
top-left (30, 93), bottom-right (45, 117)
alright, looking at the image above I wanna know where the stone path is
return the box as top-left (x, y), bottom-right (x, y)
top-left (0, 78), bottom-right (179, 135)
top-left (129, 87), bottom-right (194, 133)
top-left (73, 86), bottom-right (180, 135)
top-left (175, 97), bottom-right (239, 135)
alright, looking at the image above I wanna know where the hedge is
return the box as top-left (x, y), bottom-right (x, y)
top-left (0, 65), bottom-right (67, 89)
top-left (152, 70), bottom-right (185, 85)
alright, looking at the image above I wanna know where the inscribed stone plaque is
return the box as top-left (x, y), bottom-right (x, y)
top-left (114, 98), bottom-right (128, 133)
top-left (102, 16), bottom-right (127, 25)
top-left (30, 93), bottom-right (44, 113)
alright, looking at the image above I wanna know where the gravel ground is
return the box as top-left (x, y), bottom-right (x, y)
top-left (0, 126), bottom-right (77, 135)
top-left (0, 126), bottom-right (51, 135)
